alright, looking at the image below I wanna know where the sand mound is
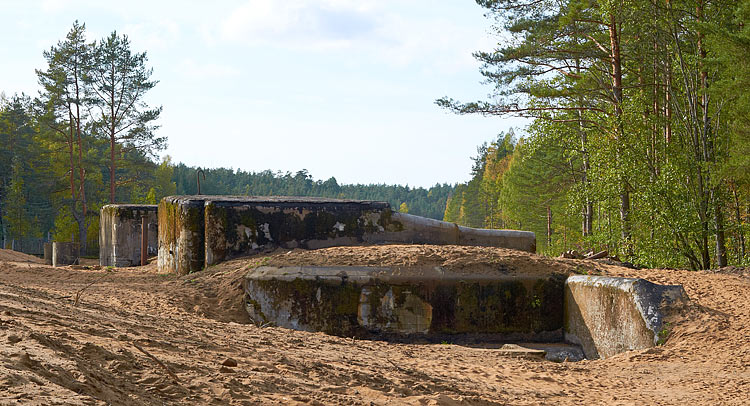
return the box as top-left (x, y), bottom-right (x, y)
top-left (261, 244), bottom-right (605, 277)
top-left (0, 248), bottom-right (43, 263)
top-left (0, 245), bottom-right (747, 404)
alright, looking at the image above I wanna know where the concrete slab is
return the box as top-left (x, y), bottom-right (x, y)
top-left (495, 344), bottom-right (547, 359)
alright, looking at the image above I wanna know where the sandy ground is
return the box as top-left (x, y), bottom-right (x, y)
top-left (0, 245), bottom-right (748, 405)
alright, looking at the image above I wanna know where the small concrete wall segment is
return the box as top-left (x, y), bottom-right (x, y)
top-left (43, 243), bottom-right (52, 265)
top-left (158, 196), bottom-right (206, 274)
top-left (564, 275), bottom-right (688, 359)
top-left (52, 242), bottom-right (79, 266)
top-left (244, 265), bottom-right (565, 340)
top-left (99, 205), bottom-right (158, 267)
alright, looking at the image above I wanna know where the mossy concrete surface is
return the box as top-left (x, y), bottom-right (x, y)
top-left (157, 195), bottom-right (536, 274)
top-left (244, 267), bottom-right (689, 358)
top-left (204, 198), bottom-right (393, 266)
top-left (564, 275), bottom-right (688, 359)
top-left (367, 213), bottom-right (536, 252)
top-left (244, 265), bottom-right (565, 340)
top-left (158, 197), bottom-right (206, 274)
top-left (100, 205), bottom-right (158, 267)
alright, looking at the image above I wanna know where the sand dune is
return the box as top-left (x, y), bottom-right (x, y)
top-left (0, 245), bottom-right (747, 405)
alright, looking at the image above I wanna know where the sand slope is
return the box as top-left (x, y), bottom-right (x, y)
top-left (0, 248), bottom-right (43, 264)
top-left (0, 245), bottom-right (747, 405)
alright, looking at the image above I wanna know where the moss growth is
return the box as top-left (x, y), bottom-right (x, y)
top-left (426, 278), bottom-right (564, 335)
top-left (377, 209), bottom-right (404, 232)
top-left (254, 277), bottom-right (365, 336)
top-left (244, 296), bottom-right (268, 323)
top-left (656, 322), bottom-right (671, 345)
top-left (207, 204), bottom-right (391, 262)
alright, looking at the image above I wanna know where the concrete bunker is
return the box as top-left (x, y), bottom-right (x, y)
top-left (244, 266), bottom-right (688, 360)
top-left (157, 196), bottom-right (536, 275)
top-left (102, 195), bottom-right (686, 360)
top-left (100, 205), bottom-right (158, 267)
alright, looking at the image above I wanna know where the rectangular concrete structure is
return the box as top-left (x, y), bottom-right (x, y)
top-left (43, 243), bottom-right (52, 265)
top-left (52, 242), bottom-right (79, 266)
top-left (564, 275), bottom-right (687, 359)
top-left (99, 205), bottom-right (158, 267)
top-left (243, 267), bottom-right (689, 358)
top-left (158, 196), bottom-right (207, 275)
top-left (158, 195), bottom-right (537, 275)
top-left (245, 266), bottom-right (566, 341)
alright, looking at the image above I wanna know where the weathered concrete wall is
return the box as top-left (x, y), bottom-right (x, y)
top-left (99, 205), bottom-right (158, 267)
top-left (52, 242), bottom-right (79, 266)
top-left (244, 265), bottom-right (565, 340)
top-left (367, 212), bottom-right (536, 252)
top-left (158, 197), bottom-right (206, 274)
top-left (203, 197), bottom-right (391, 266)
top-left (158, 195), bottom-right (536, 274)
top-left (43, 243), bottom-right (52, 265)
top-left (564, 275), bottom-right (687, 359)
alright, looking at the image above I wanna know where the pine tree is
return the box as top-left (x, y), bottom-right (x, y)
top-left (36, 21), bottom-right (96, 254)
top-left (89, 32), bottom-right (164, 204)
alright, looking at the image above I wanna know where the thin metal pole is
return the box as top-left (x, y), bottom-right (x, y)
top-left (141, 216), bottom-right (148, 266)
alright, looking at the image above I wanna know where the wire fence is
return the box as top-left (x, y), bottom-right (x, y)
top-left (2, 237), bottom-right (99, 258)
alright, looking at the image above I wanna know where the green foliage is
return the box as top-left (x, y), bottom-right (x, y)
top-left (440, 0), bottom-right (750, 269)
top-left (3, 159), bottom-right (28, 239)
top-left (171, 164), bottom-right (453, 220)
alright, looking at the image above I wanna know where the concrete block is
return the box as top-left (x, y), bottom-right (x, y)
top-left (43, 243), bottom-right (52, 265)
top-left (564, 275), bottom-right (687, 359)
top-left (158, 196), bottom-right (206, 274)
top-left (99, 205), bottom-right (158, 267)
top-left (244, 265), bottom-right (565, 340)
top-left (52, 242), bottom-right (79, 267)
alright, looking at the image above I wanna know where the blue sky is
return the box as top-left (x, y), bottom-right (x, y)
top-left (0, 0), bottom-right (524, 187)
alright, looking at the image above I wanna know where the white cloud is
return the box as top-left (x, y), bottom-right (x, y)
top-left (213, 0), bottom-right (494, 73)
top-left (177, 59), bottom-right (240, 80)
top-left (122, 20), bottom-right (180, 51)
top-left (217, 0), bottom-right (378, 49)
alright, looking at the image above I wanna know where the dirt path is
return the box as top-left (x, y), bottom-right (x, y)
top-left (0, 246), bottom-right (747, 405)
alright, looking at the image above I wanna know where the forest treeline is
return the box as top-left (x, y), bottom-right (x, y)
top-left (440, 0), bottom-right (750, 269)
top-left (171, 165), bottom-right (452, 220)
top-left (0, 21), bottom-right (452, 254)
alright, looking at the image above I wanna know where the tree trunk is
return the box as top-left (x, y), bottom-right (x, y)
top-left (732, 185), bottom-right (746, 262)
top-left (110, 135), bottom-right (116, 203)
top-left (547, 206), bottom-right (552, 247)
top-left (109, 66), bottom-right (117, 204)
top-left (576, 57), bottom-right (593, 237)
top-left (713, 189), bottom-right (727, 267)
top-left (609, 15), bottom-right (631, 256)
